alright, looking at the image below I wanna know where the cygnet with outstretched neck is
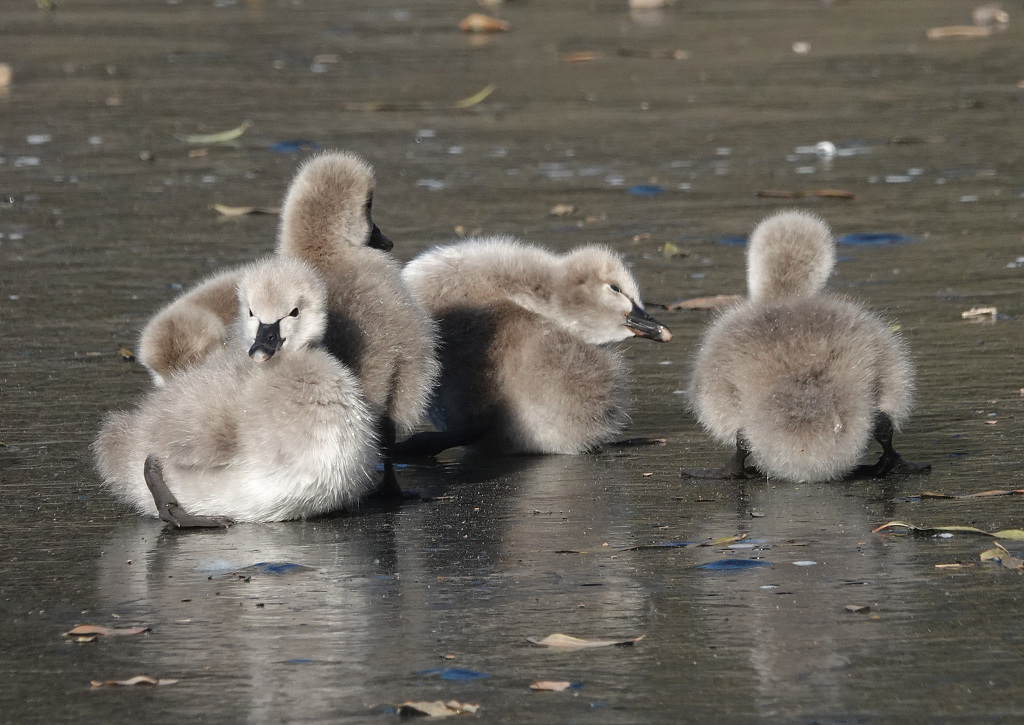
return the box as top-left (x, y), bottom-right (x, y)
top-left (94, 256), bottom-right (379, 526)
top-left (686, 210), bottom-right (926, 482)
top-left (397, 236), bottom-right (672, 456)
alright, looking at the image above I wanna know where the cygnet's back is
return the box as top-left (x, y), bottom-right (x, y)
top-left (402, 236), bottom-right (671, 455)
top-left (688, 211), bottom-right (915, 483)
top-left (277, 151), bottom-right (439, 435)
top-left (94, 256), bottom-right (379, 523)
top-left (138, 267), bottom-right (240, 385)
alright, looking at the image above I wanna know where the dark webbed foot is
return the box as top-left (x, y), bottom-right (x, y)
top-left (143, 455), bottom-right (233, 528)
top-left (683, 434), bottom-right (755, 480)
top-left (393, 428), bottom-right (487, 458)
top-left (851, 412), bottom-right (931, 479)
top-left (370, 416), bottom-right (420, 502)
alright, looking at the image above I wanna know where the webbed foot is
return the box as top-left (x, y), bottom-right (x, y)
top-left (393, 428), bottom-right (487, 458)
top-left (683, 435), bottom-right (754, 480)
top-left (851, 413), bottom-right (931, 479)
top-left (143, 456), bottom-right (233, 528)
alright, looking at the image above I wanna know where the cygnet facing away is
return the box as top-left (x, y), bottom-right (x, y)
top-left (94, 256), bottom-right (379, 526)
top-left (686, 210), bottom-right (927, 483)
top-left (276, 151), bottom-right (440, 496)
top-left (396, 236), bottom-right (671, 456)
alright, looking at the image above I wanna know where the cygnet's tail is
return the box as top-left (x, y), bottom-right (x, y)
top-left (93, 411), bottom-right (156, 516)
top-left (747, 210), bottom-right (835, 302)
top-left (741, 372), bottom-right (874, 483)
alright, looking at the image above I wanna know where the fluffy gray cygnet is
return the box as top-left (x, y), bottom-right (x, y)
top-left (398, 236), bottom-right (672, 456)
top-left (686, 210), bottom-right (926, 483)
top-left (94, 256), bottom-right (379, 525)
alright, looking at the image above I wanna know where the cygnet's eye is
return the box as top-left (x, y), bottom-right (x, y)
top-left (609, 284), bottom-right (622, 294)
top-left (248, 309), bottom-right (254, 317)
top-left (289, 307), bottom-right (299, 317)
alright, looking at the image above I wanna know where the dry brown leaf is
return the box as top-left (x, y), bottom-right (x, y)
top-left (64, 625), bottom-right (150, 637)
top-left (549, 204), bottom-right (576, 217)
top-left (527, 633), bottom-right (645, 650)
top-left (91, 675), bottom-right (178, 688)
top-left (665, 295), bottom-right (742, 311)
top-left (562, 52), bottom-right (600, 63)
top-left (459, 13), bottom-right (509, 33)
top-left (927, 25), bottom-right (993, 39)
top-left (118, 346), bottom-right (136, 362)
top-left (812, 189), bottom-right (857, 199)
top-left (961, 306), bottom-right (997, 319)
top-left (212, 203), bottom-right (280, 217)
top-left (397, 700), bottom-right (480, 717)
top-left (530, 681), bottom-right (573, 691)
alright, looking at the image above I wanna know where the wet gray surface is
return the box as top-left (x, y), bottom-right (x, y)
top-left (3, 0), bottom-right (1024, 721)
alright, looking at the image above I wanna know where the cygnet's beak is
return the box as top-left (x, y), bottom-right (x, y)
top-left (625, 303), bottom-right (672, 342)
top-left (249, 321), bottom-right (284, 362)
top-left (367, 223), bottom-right (394, 252)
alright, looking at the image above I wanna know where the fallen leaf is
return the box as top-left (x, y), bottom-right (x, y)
top-left (63, 625), bottom-right (150, 637)
top-left (703, 533), bottom-right (748, 547)
top-left (872, 521), bottom-right (1024, 540)
top-left (561, 52), bottom-right (600, 62)
top-left (397, 701), bottom-right (480, 717)
top-left (922, 489), bottom-right (1024, 500)
top-left (962, 306), bottom-right (997, 319)
top-left (665, 295), bottom-right (742, 311)
top-left (549, 203), bottom-right (576, 217)
top-left (453, 84), bottom-right (496, 109)
top-left (980, 542), bottom-right (1024, 569)
top-left (118, 346), bottom-right (136, 362)
top-left (0, 63), bottom-right (12, 88)
top-left (844, 604), bottom-right (871, 614)
top-left (188, 148), bottom-right (208, 158)
top-left (90, 675), bottom-right (178, 688)
top-left (530, 681), bottom-right (574, 691)
top-left (212, 203), bottom-right (280, 217)
top-left (662, 241), bottom-right (685, 258)
top-left (927, 25), bottom-right (993, 39)
top-left (527, 633), bottom-right (645, 650)
top-left (174, 120), bottom-right (251, 145)
top-left (813, 189), bottom-right (858, 199)
top-left (459, 13), bottom-right (508, 33)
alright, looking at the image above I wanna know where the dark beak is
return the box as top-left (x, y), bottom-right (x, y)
top-left (249, 321), bottom-right (283, 361)
top-left (625, 303), bottom-right (672, 342)
top-left (367, 223), bottom-right (393, 252)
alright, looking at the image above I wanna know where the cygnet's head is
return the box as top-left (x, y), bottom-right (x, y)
top-left (279, 150), bottom-right (392, 252)
top-left (746, 210), bottom-right (835, 302)
top-left (555, 246), bottom-right (672, 344)
top-left (237, 257), bottom-right (328, 362)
